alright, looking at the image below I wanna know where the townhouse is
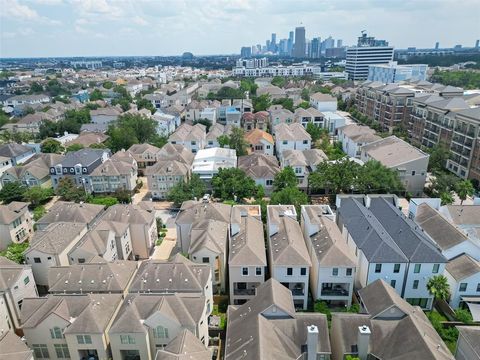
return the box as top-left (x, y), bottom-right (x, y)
top-left (415, 203), bottom-right (480, 261)
top-left (48, 261), bottom-right (138, 295)
top-left (64, 132), bottom-right (109, 149)
top-left (301, 205), bottom-right (356, 307)
top-left (274, 123), bottom-right (312, 159)
top-left (225, 279), bottom-right (331, 360)
top-left (281, 149), bottom-right (327, 189)
top-left (237, 153), bottom-right (280, 194)
top-left (330, 279), bottom-right (454, 360)
top-left (0, 330), bottom-right (33, 359)
top-left (109, 294), bottom-right (210, 360)
top-left (242, 111), bottom-right (269, 131)
top-left (25, 222), bottom-right (88, 289)
top-left (100, 204), bottom-right (157, 260)
top-left (1, 153), bottom-right (65, 188)
top-left (0, 154), bottom-right (12, 189)
top-left (90, 150), bottom-right (138, 193)
top-left (129, 255), bottom-right (213, 310)
top-left (294, 107), bottom-right (325, 128)
top-left (11, 112), bottom-right (54, 134)
top-left (268, 104), bottom-right (294, 129)
top-left (229, 205), bottom-right (266, 305)
top-left (360, 135), bottom-right (429, 196)
top-left (223, 107), bottom-right (242, 127)
top-left (35, 201), bottom-right (104, 231)
top-left (175, 201), bottom-right (231, 292)
top-left (0, 257), bottom-right (38, 332)
top-left (337, 124), bottom-right (381, 159)
top-left (309, 93), bottom-right (338, 112)
top-left (50, 148), bottom-right (111, 192)
top-left (168, 123), bottom-right (207, 153)
top-left (191, 147), bottom-right (237, 182)
top-left (0, 143), bottom-right (36, 166)
top-left (244, 128), bottom-right (274, 156)
top-left (266, 205), bottom-right (312, 309)
top-left (444, 254), bottom-right (480, 309)
top-left (0, 202), bottom-right (33, 250)
top-left (3, 94), bottom-right (50, 108)
top-left (155, 329), bottom-right (211, 360)
top-left (336, 195), bottom-right (447, 310)
top-left (206, 123), bottom-right (232, 148)
top-left (127, 143), bottom-right (161, 175)
top-left (90, 107), bottom-right (122, 125)
top-left (256, 85), bottom-right (287, 100)
top-left (455, 327), bottom-right (480, 360)
top-left (152, 111), bottom-right (178, 136)
top-left (21, 294), bottom-right (122, 360)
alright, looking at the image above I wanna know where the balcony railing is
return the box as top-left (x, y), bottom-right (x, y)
top-left (321, 288), bottom-right (349, 296)
top-left (291, 288), bottom-right (305, 296)
top-left (233, 288), bottom-right (256, 296)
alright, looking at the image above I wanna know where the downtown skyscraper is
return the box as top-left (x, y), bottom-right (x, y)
top-left (293, 26), bottom-right (306, 58)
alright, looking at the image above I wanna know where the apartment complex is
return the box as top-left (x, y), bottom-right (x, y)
top-left (367, 61), bottom-right (428, 83)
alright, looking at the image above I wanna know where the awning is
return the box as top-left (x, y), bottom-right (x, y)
top-left (461, 296), bottom-right (480, 303)
top-left (466, 302), bottom-right (480, 322)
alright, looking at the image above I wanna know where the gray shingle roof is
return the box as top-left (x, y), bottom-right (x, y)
top-left (229, 215), bottom-right (266, 266)
top-left (28, 222), bottom-right (87, 255)
top-left (0, 143), bottom-right (32, 158)
top-left (155, 329), bottom-right (211, 360)
top-left (56, 148), bottom-right (110, 167)
top-left (36, 201), bottom-right (104, 228)
top-left (0, 331), bottom-right (33, 360)
top-left (445, 254), bottom-right (480, 281)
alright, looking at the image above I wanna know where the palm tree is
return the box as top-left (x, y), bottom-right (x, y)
top-left (455, 180), bottom-right (475, 205)
top-left (427, 275), bottom-right (450, 308)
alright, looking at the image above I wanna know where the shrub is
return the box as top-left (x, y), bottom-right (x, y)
top-left (455, 308), bottom-right (473, 324)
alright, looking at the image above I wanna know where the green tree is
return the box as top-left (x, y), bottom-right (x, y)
top-left (355, 160), bottom-right (405, 194)
top-left (297, 101), bottom-right (310, 109)
top-left (56, 178), bottom-right (87, 202)
top-left (301, 88), bottom-right (310, 101)
top-left (255, 184), bottom-right (265, 200)
top-left (0, 182), bottom-right (27, 204)
top-left (211, 168), bottom-right (257, 201)
top-left (66, 143), bottom-right (84, 152)
top-left (136, 98), bottom-right (156, 114)
top-left (309, 159), bottom-right (358, 194)
top-left (228, 127), bottom-right (248, 156)
top-left (41, 138), bottom-right (64, 154)
top-left (217, 134), bottom-right (230, 148)
top-left (306, 122), bottom-right (322, 142)
top-left (107, 127), bottom-right (138, 153)
top-left (455, 180), bottom-right (474, 205)
top-left (113, 188), bottom-right (132, 203)
top-left (427, 145), bottom-right (450, 172)
top-left (273, 167), bottom-right (298, 192)
top-left (270, 187), bottom-right (308, 217)
top-left (440, 191), bottom-right (455, 205)
top-left (0, 242), bottom-right (29, 264)
top-left (149, 134), bottom-right (168, 149)
top-left (167, 174), bottom-right (206, 207)
top-left (102, 81), bottom-right (113, 89)
top-left (271, 76), bottom-right (286, 88)
top-left (272, 98), bottom-right (294, 112)
top-left (240, 79), bottom-right (258, 96)
top-left (429, 173), bottom-right (460, 197)
top-left (29, 82), bottom-right (44, 94)
top-left (23, 186), bottom-right (54, 206)
top-left (116, 114), bottom-right (157, 143)
top-left (33, 205), bottom-right (46, 221)
top-left (253, 94), bottom-right (271, 112)
top-left (427, 275), bottom-right (451, 306)
top-left (193, 119), bottom-right (212, 132)
top-left (89, 89), bottom-right (104, 101)
top-left (454, 308), bottom-right (473, 324)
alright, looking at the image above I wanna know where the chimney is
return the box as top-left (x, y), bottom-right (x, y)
top-left (357, 325), bottom-right (371, 360)
top-left (307, 325), bottom-right (318, 360)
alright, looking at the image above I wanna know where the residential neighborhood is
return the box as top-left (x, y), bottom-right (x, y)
top-left (1, 17), bottom-right (480, 359)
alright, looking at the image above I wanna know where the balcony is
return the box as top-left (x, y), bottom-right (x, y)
top-left (233, 282), bottom-right (260, 296)
top-left (321, 283), bottom-right (350, 297)
top-left (281, 282), bottom-right (305, 296)
top-left (233, 288), bottom-right (256, 296)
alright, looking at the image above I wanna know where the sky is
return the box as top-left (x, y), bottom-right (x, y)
top-left (1, 0), bottom-right (479, 58)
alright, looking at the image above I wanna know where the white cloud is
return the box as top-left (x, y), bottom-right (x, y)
top-left (132, 16), bottom-right (148, 26)
top-left (1, 0), bottom-right (61, 24)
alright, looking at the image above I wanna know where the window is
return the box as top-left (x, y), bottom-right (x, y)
top-left (120, 335), bottom-right (136, 344)
top-left (50, 326), bottom-right (63, 339)
top-left (393, 264), bottom-right (400, 273)
top-left (266, 179), bottom-right (273, 186)
top-left (346, 268), bottom-right (352, 276)
top-left (287, 267), bottom-right (293, 276)
top-left (242, 267), bottom-right (249, 276)
top-left (414, 264), bottom-right (421, 273)
top-left (390, 280), bottom-right (396, 288)
top-left (411, 171), bottom-right (416, 176)
top-left (459, 283), bottom-right (467, 292)
top-left (24, 276), bottom-right (30, 285)
top-left (294, 167), bottom-right (302, 174)
top-left (433, 264), bottom-right (440, 274)
top-left (256, 267), bottom-right (262, 276)
top-left (477, 283), bottom-right (480, 292)
top-left (332, 268), bottom-right (339, 276)
top-left (406, 298), bottom-right (428, 308)
top-left (153, 326), bottom-right (169, 339)
top-left (34, 257), bottom-right (41, 263)
top-left (54, 344), bottom-right (70, 358)
top-left (375, 264), bottom-right (382, 273)
top-left (282, 140), bottom-right (288, 145)
top-left (202, 257), bottom-right (209, 263)
top-left (77, 335), bottom-right (92, 344)
top-left (78, 258), bottom-right (85, 264)
top-left (32, 344), bottom-right (49, 359)
top-left (301, 268), bottom-right (307, 276)
top-left (413, 280), bottom-right (419, 289)
top-left (303, 140), bottom-right (308, 144)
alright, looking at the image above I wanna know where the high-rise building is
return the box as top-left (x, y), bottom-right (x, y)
top-left (345, 32), bottom-right (394, 81)
top-left (324, 36), bottom-right (335, 50)
top-left (475, 39), bottom-right (479, 48)
top-left (337, 39), bottom-right (343, 48)
top-left (293, 27), bottom-right (306, 58)
top-left (271, 33), bottom-right (277, 52)
top-left (240, 46), bottom-right (252, 58)
top-left (288, 31), bottom-right (294, 56)
top-left (435, 42), bottom-right (440, 49)
top-left (311, 38), bottom-right (321, 59)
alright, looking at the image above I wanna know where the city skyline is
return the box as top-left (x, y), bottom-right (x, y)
top-left (1, 0), bottom-right (480, 58)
